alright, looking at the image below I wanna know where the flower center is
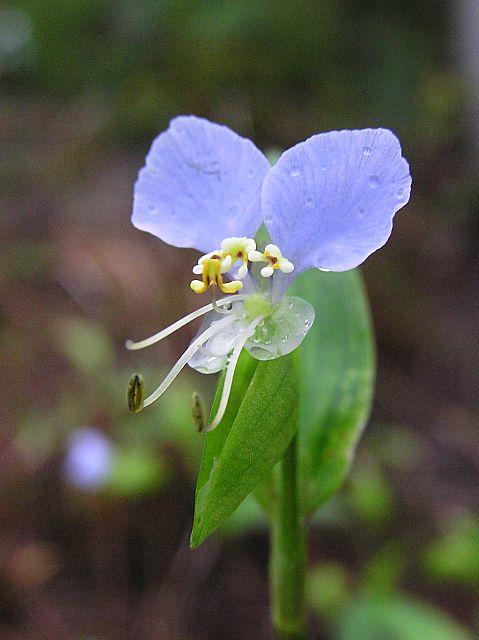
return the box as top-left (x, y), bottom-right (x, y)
top-left (126, 238), bottom-right (301, 432)
top-left (190, 236), bottom-right (294, 299)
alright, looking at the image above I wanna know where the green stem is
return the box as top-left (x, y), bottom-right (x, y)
top-left (269, 433), bottom-right (306, 640)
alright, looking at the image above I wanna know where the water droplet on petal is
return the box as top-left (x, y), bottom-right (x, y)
top-left (321, 165), bottom-right (327, 172)
top-left (247, 168), bottom-right (255, 178)
top-left (368, 175), bottom-right (380, 188)
top-left (395, 187), bottom-right (405, 198)
top-left (147, 204), bottom-right (156, 212)
top-left (363, 147), bottom-right (372, 156)
top-left (244, 296), bottom-right (315, 361)
top-left (290, 166), bottom-right (300, 177)
top-left (306, 197), bottom-right (314, 207)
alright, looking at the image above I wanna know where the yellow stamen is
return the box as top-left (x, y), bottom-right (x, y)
top-left (248, 243), bottom-right (294, 278)
top-left (220, 237), bottom-right (256, 280)
top-left (190, 257), bottom-right (243, 294)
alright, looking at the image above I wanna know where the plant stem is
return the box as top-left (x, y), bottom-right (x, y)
top-left (269, 433), bottom-right (306, 640)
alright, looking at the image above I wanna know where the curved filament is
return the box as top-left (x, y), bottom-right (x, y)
top-left (126, 293), bottom-right (247, 350)
top-left (142, 314), bottom-right (237, 408)
top-left (206, 317), bottom-right (262, 432)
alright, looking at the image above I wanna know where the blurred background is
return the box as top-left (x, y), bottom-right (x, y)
top-left (1, 1), bottom-right (478, 639)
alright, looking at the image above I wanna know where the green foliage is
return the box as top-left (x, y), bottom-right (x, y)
top-left (349, 464), bottom-right (394, 528)
top-left (219, 493), bottom-right (267, 538)
top-left (191, 351), bottom-right (298, 548)
top-left (191, 267), bottom-right (374, 548)
top-left (362, 543), bottom-right (404, 595)
top-left (290, 269), bottom-right (375, 513)
top-left (59, 318), bottom-right (115, 374)
top-left (423, 515), bottom-right (479, 585)
top-left (306, 562), bottom-right (350, 617)
top-left (336, 595), bottom-right (475, 640)
top-left (4, 0), bottom-right (454, 142)
top-left (107, 448), bottom-right (166, 497)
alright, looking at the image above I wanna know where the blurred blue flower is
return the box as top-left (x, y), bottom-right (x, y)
top-left (127, 116), bottom-right (411, 428)
top-left (64, 427), bottom-right (113, 489)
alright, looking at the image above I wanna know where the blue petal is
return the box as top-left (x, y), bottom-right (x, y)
top-left (132, 116), bottom-right (270, 253)
top-left (262, 128), bottom-right (411, 273)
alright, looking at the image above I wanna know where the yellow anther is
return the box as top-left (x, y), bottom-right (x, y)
top-left (220, 237), bottom-right (256, 279)
top-left (190, 257), bottom-right (243, 294)
top-left (248, 243), bottom-right (294, 278)
top-left (193, 250), bottom-right (230, 275)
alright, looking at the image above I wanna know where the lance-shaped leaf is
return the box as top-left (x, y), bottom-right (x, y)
top-left (290, 268), bottom-right (375, 513)
top-left (191, 352), bottom-right (298, 548)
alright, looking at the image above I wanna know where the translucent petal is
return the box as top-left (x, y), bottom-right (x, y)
top-left (132, 116), bottom-right (270, 253)
top-left (244, 296), bottom-right (315, 360)
top-left (188, 313), bottom-right (244, 374)
top-left (262, 128), bottom-right (411, 273)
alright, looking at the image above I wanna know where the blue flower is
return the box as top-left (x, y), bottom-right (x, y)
top-left (64, 427), bottom-right (114, 489)
top-left (127, 116), bottom-right (411, 429)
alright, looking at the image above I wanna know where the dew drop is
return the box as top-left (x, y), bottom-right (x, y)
top-left (395, 187), bottom-right (405, 198)
top-left (363, 147), bottom-right (372, 156)
top-left (281, 335), bottom-right (288, 343)
top-left (368, 175), bottom-right (380, 188)
top-left (306, 197), bottom-right (314, 207)
top-left (247, 168), bottom-right (255, 178)
top-left (264, 214), bottom-right (273, 224)
top-left (147, 204), bottom-right (156, 212)
top-left (321, 165), bottom-right (327, 172)
top-left (290, 166), bottom-right (300, 177)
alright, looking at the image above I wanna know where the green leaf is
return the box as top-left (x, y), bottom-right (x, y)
top-left (107, 449), bottom-right (166, 497)
top-left (336, 595), bottom-right (475, 640)
top-left (290, 269), bottom-right (375, 512)
top-left (191, 351), bottom-right (298, 548)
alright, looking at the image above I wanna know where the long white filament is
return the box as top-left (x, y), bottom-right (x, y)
top-left (125, 293), bottom-right (247, 350)
top-left (142, 314), bottom-right (237, 408)
top-left (205, 317), bottom-right (263, 432)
